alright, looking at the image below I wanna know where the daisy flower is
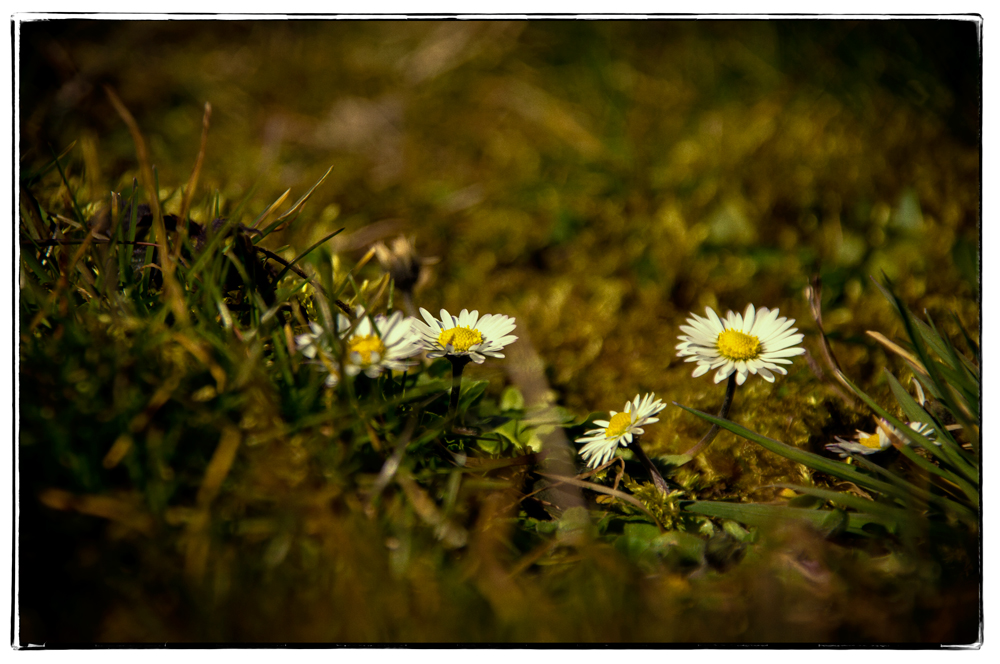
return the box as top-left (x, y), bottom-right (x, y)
top-left (575, 393), bottom-right (666, 469)
top-left (412, 307), bottom-right (517, 364)
top-left (676, 304), bottom-right (805, 386)
top-left (336, 307), bottom-right (422, 378)
top-left (295, 322), bottom-right (341, 387)
top-left (825, 420), bottom-right (937, 457)
top-left (295, 309), bottom-right (420, 385)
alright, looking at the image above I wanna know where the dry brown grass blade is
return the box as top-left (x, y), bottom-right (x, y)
top-left (103, 85), bottom-right (164, 263)
top-left (274, 165), bottom-right (333, 222)
top-left (251, 188), bottom-right (291, 230)
top-left (38, 488), bottom-right (155, 536)
top-left (866, 330), bottom-right (929, 377)
top-left (173, 332), bottom-right (227, 392)
top-left (176, 101), bottom-right (212, 252)
top-left (197, 426), bottom-right (242, 506)
top-left (102, 433), bottom-right (134, 469)
top-left (182, 426), bottom-right (240, 585)
top-left (805, 276), bottom-right (858, 404)
top-left (105, 85), bottom-right (191, 325)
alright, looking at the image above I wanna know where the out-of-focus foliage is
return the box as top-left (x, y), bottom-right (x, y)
top-left (18, 20), bottom-right (979, 644)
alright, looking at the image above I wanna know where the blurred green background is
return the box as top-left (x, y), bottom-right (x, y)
top-left (18, 19), bottom-right (980, 643)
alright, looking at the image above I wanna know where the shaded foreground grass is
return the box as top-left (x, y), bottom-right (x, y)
top-left (17, 20), bottom-right (979, 644)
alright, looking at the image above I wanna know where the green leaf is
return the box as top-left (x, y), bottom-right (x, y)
top-left (458, 379), bottom-right (489, 413)
top-left (493, 419), bottom-right (541, 452)
top-left (499, 386), bottom-right (525, 412)
top-left (721, 520), bottom-right (755, 543)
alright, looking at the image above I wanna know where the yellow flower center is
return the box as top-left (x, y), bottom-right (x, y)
top-left (859, 433), bottom-right (882, 449)
top-left (605, 412), bottom-right (633, 439)
top-left (438, 326), bottom-right (483, 352)
top-left (716, 329), bottom-right (761, 361)
top-left (348, 334), bottom-right (386, 365)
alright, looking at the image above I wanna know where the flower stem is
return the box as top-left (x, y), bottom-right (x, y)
top-left (630, 436), bottom-right (672, 494)
top-left (682, 373), bottom-right (738, 458)
top-left (447, 355), bottom-right (471, 424)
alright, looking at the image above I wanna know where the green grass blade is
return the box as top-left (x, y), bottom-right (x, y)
top-left (22, 141), bottom-right (77, 185)
top-left (910, 314), bottom-right (951, 365)
top-left (847, 454), bottom-right (957, 514)
top-left (839, 373), bottom-right (979, 500)
top-left (253, 166), bottom-right (333, 244)
top-left (674, 403), bottom-right (910, 503)
top-left (185, 217), bottom-right (240, 281)
top-left (772, 484), bottom-right (913, 527)
top-left (683, 501), bottom-right (884, 536)
top-left (50, 145), bottom-right (86, 224)
top-left (888, 286), bottom-right (975, 427)
top-left (884, 370), bottom-right (961, 453)
top-left (887, 375), bottom-right (977, 486)
top-left (924, 313), bottom-right (979, 419)
top-left (894, 443), bottom-right (978, 512)
top-left (949, 310), bottom-right (980, 366)
top-left (272, 228), bottom-right (344, 284)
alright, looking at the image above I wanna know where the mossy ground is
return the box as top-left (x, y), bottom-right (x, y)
top-left (18, 20), bottom-right (979, 644)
